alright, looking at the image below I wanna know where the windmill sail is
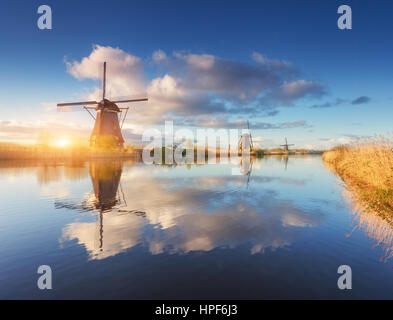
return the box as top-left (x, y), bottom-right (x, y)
top-left (57, 101), bottom-right (98, 107)
top-left (56, 62), bottom-right (148, 148)
top-left (280, 137), bottom-right (294, 152)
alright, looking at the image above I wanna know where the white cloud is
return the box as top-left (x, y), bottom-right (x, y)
top-left (152, 49), bottom-right (167, 63)
top-left (181, 53), bottom-right (215, 70)
top-left (62, 46), bottom-right (325, 130)
top-left (66, 44), bottom-right (146, 99)
top-left (252, 52), bottom-right (292, 70)
top-left (263, 80), bottom-right (326, 105)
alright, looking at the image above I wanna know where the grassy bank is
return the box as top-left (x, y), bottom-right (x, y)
top-left (262, 148), bottom-right (322, 155)
top-left (0, 143), bottom-right (141, 161)
top-left (323, 136), bottom-right (393, 218)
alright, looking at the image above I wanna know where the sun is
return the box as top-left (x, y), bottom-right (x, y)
top-left (55, 137), bottom-right (70, 148)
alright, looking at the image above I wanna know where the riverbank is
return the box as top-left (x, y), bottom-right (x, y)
top-left (0, 143), bottom-right (142, 161)
top-left (262, 149), bottom-right (322, 156)
top-left (323, 137), bottom-right (393, 219)
top-left (0, 142), bottom-right (322, 161)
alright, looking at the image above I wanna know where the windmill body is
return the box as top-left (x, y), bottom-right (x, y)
top-left (238, 120), bottom-right (255, 154)
top-left (57, 62), bottom-right (148, 148)
top-left (280, 138), bottom-right (294, 152)
top-left (90, 99), bottom-right (125, 147)
top-left (239, 133), bottom-right (252, 154)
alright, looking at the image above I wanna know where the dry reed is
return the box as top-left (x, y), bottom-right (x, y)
top-left (323, 135), bottom-right (393, 217)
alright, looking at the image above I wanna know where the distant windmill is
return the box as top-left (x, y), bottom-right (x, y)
top-left (280, 137), bottom-right (294, 152)
top-left (238, 120), bottom-right (255, 154)
top-left (57, 62), bottom-right (148, 148)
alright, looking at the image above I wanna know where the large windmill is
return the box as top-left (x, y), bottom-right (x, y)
top-left (238, 120), bottom-right (255, 154)
top-left (57, 62), bottom-right (148, 148)
top-left (281, 137), bottom-right (294, 152)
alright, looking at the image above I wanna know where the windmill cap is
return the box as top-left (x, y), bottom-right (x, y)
top-left (98, 99), bottom-right (121, 112)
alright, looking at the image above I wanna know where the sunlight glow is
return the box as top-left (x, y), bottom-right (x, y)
top-left (55, 137), bottom-right (70, 148)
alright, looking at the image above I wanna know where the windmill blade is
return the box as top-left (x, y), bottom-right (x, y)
top-left (250, 133), bottom-right (254, 150)
top-left (57, 101), bottom-right (98, 107)
top-left (247, 120), bottom-right (254, 150)
top-left (113, 98), bottom-right (148, 104)
top-left (103, 62), bottom-right (106, 100)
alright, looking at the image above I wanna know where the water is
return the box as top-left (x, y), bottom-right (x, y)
top-left (0, 156), bottom-right (392, 299)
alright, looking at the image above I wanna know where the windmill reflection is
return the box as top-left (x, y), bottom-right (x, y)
top-left (55, 161), bottom-right (124, 212)
top-left (90, 161), bottom-right (122, 252)
top-left (90, 161), bottom-right (123, 211)
top-left (56, 160), bottom-right (145, 253)
top-left (283, 155), bottom-right (289, 171)
top-left (240, 156), bottom-right (253, 187)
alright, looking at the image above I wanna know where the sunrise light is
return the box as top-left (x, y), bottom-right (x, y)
top-left (54, 137), bottom-right (70, 148)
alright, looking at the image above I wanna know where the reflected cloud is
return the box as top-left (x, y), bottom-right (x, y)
top-left (60, 160), bottom-right (323, 260)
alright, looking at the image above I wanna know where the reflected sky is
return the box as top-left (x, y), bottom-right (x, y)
top-left (1, 156), bottom-right (392, 299)
top-left (56, 158), bottom-right (323, 260)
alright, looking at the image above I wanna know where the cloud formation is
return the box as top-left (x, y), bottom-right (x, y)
top-left (66, 45), bottom-right (146, 99)
top-left (308, 98), bottom-right (345, 109)
top-left (309, 96), bottom-right (371, 109)
top-left (0, 120), bottom-right (91, 142)
top-left (351, 96), bottom-right (370, 105)
top-left (173, 116), bottom-right (311, 130)
top-left (64, 45), bottom-right (325, 127)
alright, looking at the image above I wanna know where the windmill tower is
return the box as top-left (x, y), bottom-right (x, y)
top-left (280, 137), bottom-right (294, 152)
top-left (238, 120), bottom-right (255, 154)
top-left (57, 62), bottom-right (148, 148)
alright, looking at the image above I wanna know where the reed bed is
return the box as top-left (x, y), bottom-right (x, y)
top-left (0, 143), bottom-right (140, 161)
top-left (323, 135), bottom-right (393, 217)
top-left (346, 189), bottom-right (393, 262)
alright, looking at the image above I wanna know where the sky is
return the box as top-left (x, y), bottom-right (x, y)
top-left (0, 0), bottom-right (392, 149)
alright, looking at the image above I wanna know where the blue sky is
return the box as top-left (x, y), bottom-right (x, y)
top-left (0, 0), bottom-right (392, 148)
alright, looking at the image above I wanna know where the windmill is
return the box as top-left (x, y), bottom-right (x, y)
top-left (280, 137), bottom-right (294, 152)
top-left (238, 120), bottom-right (255, 154)
top-left (57, 62), bottom-right (148, 148)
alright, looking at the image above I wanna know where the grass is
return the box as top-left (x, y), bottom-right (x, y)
top-left (0, 142), bottom-right (139, 160)
top-left (323, 135), bottom-right (393, 218)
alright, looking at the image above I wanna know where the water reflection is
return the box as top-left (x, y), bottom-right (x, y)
top-left (0, 160), bottom-right (89, 183)
top-left (240, 156), bottom-right (253, 187)
top-left (89, 161), bottom-right (123, 211)
top-left (283, 155), bottom-right (289, 171)
top-left (58, 159), bottom-right (323, 260)
top-left (6, 157), bottom-right (389, 262)
top-left (323, 159), bottom-right (393, 262)
top-left (2, 156), bottom-right (393, 299)
top-left (345, 190), bottom-right (393, 262)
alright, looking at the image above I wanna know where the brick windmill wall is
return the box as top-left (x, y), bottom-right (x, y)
top-left (90, 108), bottom-right (125, 147)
